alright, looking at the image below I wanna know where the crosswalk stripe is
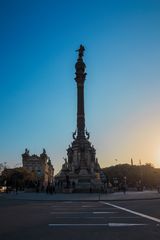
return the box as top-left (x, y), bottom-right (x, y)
top-left (48, 223), bottom-right (148, 227)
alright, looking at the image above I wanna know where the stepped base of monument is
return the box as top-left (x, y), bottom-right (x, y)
top-left (55, 173), bottom-right (105, 193)
top-left (73, 189), bottom-right (103, 193)
top-left (55, 183), bottom-right (104, 193)
top-left (62, 188), bottom-right (73, 193)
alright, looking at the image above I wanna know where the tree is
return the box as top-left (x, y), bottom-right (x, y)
top-left (103, 163), bottom-right (160, 189)
top-left (1, 167), bottom-right (37, 189)
top-left (0, 163), bottom-right (5, 175)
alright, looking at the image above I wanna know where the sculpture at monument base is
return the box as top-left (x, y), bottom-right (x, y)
top-left (56, 138), bottom-right (106, 192)
top-left (55, 45), bottom-right (106, 192)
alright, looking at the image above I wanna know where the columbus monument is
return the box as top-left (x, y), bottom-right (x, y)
top-left (55, 45), bottom-right (106, 192)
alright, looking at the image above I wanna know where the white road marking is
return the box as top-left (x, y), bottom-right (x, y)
top-left (55, 216), bottom-right (104, 219)
top-left (81, 207), bottom-right (115, 210)
top-left (82, 205), bottom-right (93, 207)
top-left (48, 224), bottom-right (108, 227)
top-left (109, 216), bottom-right (141, 219)
top-left (55, 216), bottom-right (83, 219)
top-left (51, 206), bottom-right (81, 208)
top-left (93, 212), bottom-right (118, 214)
top-left (108, 223), bottom-right (147, 227)
top-left (51, 211), bottom-right (118, 214)
top-left (48, 223), bottom-right (148, 227)
top-left (101, 202), bottom-right (160, 223)
top-left (50, 212), bottom-right (93, 214)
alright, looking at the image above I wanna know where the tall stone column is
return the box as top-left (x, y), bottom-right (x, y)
top-left (75, 45), bottom-right (87, 139)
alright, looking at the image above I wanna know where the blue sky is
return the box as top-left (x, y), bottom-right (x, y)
top-left (1, 0), bottom-right (160, 172)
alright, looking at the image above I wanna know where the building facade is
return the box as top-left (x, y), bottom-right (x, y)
top-left (22, 148), bottom-right (54, 188)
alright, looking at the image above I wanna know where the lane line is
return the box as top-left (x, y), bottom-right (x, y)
top-left (108, 223), bottom-right (148, 227)
top-left (101, 202), bottom-right (160, 223)
top-left (51, 206), bottom-right (115, 210)
top-left (50, 212), bottom-right (93, 214)
top-left (48, 224), bottom-right (108, 227)
top-left (51, 206), bottom-right (85, 208)
top-left (93, 212), bottom-right (118, 214)
top-left (51, 211), bottom-right (117, 214)
top-left (48, 223), bottom-right (148, 227)
top-left (55, 216), bottom-right (83, 219)
top-left (109, 216), bottom-right (141, 219)
top-left (82, 205), bottom-right (93, 207)
top-left (55, 216), bottom-right (104, 219)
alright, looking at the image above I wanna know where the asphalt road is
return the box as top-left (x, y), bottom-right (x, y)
top-left (0, 199), bottom-right (160, 240)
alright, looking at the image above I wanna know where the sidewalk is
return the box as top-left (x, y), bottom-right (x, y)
top-left (1, 190), bottom-right (160, 201)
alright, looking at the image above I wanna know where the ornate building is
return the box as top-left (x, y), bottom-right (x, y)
top-left (55, 45), bottom-right (106, 192)
top-left (22, 148), bottom-right (54, 187)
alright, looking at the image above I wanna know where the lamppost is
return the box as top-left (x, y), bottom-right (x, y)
top-left (36, 170), bottom-right (41, 192)
top-left (138, 159), bottom-right (143, 191)
top-left (123, 176), bottom-right (127, 194)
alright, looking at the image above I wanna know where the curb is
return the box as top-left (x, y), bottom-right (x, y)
top-left (1, 194), bottom-right (160, 202)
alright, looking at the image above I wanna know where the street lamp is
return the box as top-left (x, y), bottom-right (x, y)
top-left (123, 176), bottom-right (127, 194)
